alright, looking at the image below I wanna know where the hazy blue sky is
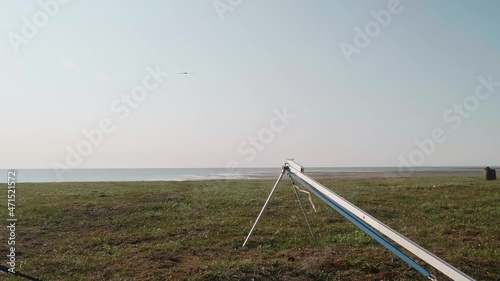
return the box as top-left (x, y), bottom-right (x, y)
top-left (1, 0), bottom-right (499, 169)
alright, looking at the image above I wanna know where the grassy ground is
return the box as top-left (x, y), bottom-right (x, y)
top-left (0, 177), bottom-right (499, 280)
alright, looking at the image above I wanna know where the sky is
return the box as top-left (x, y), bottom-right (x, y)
top-left (1, 0), bottom-right (499, 169)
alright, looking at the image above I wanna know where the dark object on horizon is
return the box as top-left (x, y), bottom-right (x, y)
top-left (484, 167), bottom-right (497, 180)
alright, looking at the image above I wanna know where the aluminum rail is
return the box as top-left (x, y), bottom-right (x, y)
top-left (288, 172), bottom-right (433, 278)
top-left (285, 160), bottom-right (475, 281)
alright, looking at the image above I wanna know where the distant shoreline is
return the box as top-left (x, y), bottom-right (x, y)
top-left (307, 170), bottom-right (485, 179)
top-left (0, 169), bottom-right (489, 183)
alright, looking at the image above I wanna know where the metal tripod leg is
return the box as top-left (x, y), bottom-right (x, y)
top-left (242, 168), bottom-right (286, 247)
top-left (288, 174), bottom-right (316, 241)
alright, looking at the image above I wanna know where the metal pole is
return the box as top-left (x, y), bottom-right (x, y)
top-left (288, 174), bottom-right (316, 241)
top-left (285, 160), bottom-right (475, 281)
top-left (0, 265), bottom-right (43, 281)
top-left (242, 167), bottom-right (286, 247)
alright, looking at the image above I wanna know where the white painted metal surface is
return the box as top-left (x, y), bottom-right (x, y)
top-left (285, 160), bottom-right (475, 281)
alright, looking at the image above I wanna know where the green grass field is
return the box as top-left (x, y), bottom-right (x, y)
top-left (1, 177), bottom-right (499, 280)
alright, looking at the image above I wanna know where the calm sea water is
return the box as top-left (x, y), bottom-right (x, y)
top-left (0, 167), bottom-right (484, 183)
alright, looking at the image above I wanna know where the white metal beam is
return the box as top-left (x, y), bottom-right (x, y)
top-left (285, 160), bottom-right (475, 281)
